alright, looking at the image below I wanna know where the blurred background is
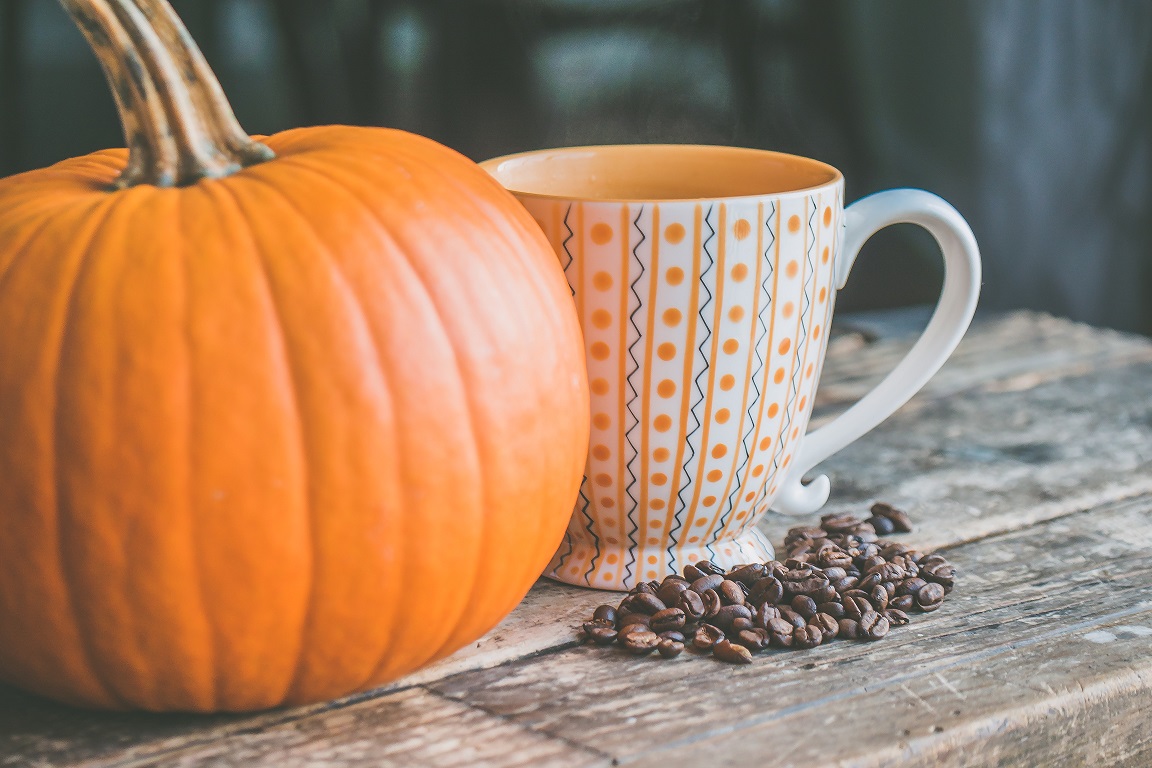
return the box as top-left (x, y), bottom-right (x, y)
top-left (1, 0), bottom-right (1150, 332)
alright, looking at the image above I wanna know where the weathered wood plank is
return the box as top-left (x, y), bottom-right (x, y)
top-left (115, 688), bottom-right (606, 768)
top-left (426, 496), bottom-right (1152, 766)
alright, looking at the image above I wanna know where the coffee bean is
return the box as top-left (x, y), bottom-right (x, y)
top-left (677, 589), bottom-right (705, 620)
top-left (621, 629), bottom-right (661, 655)
top-left (791, 594), bottom-right (818, 619)
top-left (629, 593), bottom-right (667, 615)
top-left (729, 563), bottom-right (769, 585)
top-left (656, 578), bottom-right (691, 606)
top-left (821, 513), bottom-right (864, 534)
top-left (870, 585), bottom-right (890, 612)
top-left (779, 607), bottom-right (807, 630)
top-left (870, 502), bottom-right (913, 532)
top-left (701, 589), bottom-right (723, 618)
top-left (832, 576), bottom-right (859, 593)
top-left (650, 607), bottom-right (687, 632)
top-left (735, 628), bottom-right (771, 651)
top-left (817, 601), bottom-right (846, 619)
top-left (838, 618), bottom-right (861, 640)
top-left (713, 639), bottom-right (753, 664)
top-left (731, 617), bottom-right (754, 632)
top-left (786, 576), bottom-right (831, 598)
top-left (658, 639), bottom-right (685, 659)
top-left (859, 612), bottom-right (890, 640)
top-left (615, 612), bottom-right (650, 629)
top-left (753, 604), bottom-right (782, 628)
top-left (690, 574), bottom-right (724, 595)
top-left (822, 566), bottom-right (848, 581)
top-left (809, 584), bottom-right (839, 604)
top-left (748, 576), bottom-right (785, 606)
top-left (784, 561), bottom-right (813, 575)
top-left (586, 626), bottom-right (618, 645)
top-left (693, 624), bottom-right (725, 651)
top-left (810, 613), bottom-right (840, 638)
top-left (897, 577), bottom-right (927, 597)
top-left (617, 623), bottom-right (650, 641)
top-left (629, 581), bottom-right (658, 596)
top-left (657, 630), bottom-right (686, 643)
top-left (718, 579), bottom-right (746, 606)
top-left (593, 605), bottom-right (617, 624)
top-left (713, 604), bottom-right (753, 630)
top-left (884, 609), bottom-right (910, 626)
top-left (866, 515), bottom-right (896, 536)
top-left (916, 582), bottom-right (946, 611)
top-left (683, 564), bottom-right (706, 581)
top-left (891, 594), bottom-right (915, 611)
top-left (793, 625), bottom-right (823, 649)
top-left (766, 618), bottom-right (795, 647)
top-left (843, 595), bottom-right (870, 620)
top-left (700, 561), bottom-right (727, 576)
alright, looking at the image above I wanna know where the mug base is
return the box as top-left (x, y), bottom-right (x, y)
top-left (543, 527), bottom-right (775, 592)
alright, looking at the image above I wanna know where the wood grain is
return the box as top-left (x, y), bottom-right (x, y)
top-left (428, 496), bottom-right (1152, 766)
top-left (3, 311), bottom-right (1151, 767)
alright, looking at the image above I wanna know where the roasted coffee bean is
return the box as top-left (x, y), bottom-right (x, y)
top-left (731, 617), bottom-right (754, 632)
top-left (615, 612), bottom-right (650, 629)
top-left (786, 576), bottom-right (831, 598)
top-left (810, 613), bottom-right (840, 638)
top-left (583, 618), bottom-right (613, 632)
top-left (822, 566), bottom-right (848, 581)
top-left (821, 513), bottom-right (864, 534)
top-left (866, 515), bottom-right (896, 536)
top-left (791, 595), bottom-right (818, 619)
top-left (617, 623), bottom-right (651, 641)
top-left (861, 555), bottom-right (886, 573)
top-left (809, 584), bottom-right (838, 604)
top-left (735, 628), bottom-right (771, 651)
top-left (718, 579), bottom-right (746, 606)
top-left (657, 630), bottom-right (686, 643)
top-left (856, 572), bottom-right (883, 592)
top-left (870, 585), bottom-right (890, 612)
top-left (690, 574), bottom-right (724, 595)
top-left (858, 611), bottom-right (890, 640)
top-left (897, 577), bottom-right (928, 597)
top-left (916, 582), bottom-right (946, 611)
top-left (832, 576), bottom-right (859, 594)
top-left (713, 604), bottom-right (753, 630)
top-left (843, 589), bottom-right (870, 603)
top-left (650, 607), bottom-right (687, 632)
top-left (890, 594), bottom-right (915, 611)
top-left (818, 601), bottom-right (846, 619)
top-left (593, 605), bottom-right (617, 624)
top-left (629, 581), bottom-right (657, 596)
top-left (793, 625), bottom-right (823, 648)
top-left (785, 525), bottom-right (827, 545)
top-left (729, 563), bottom-right (769, 585)
top-left (778, 607), bottom-right (807, 630)
top-left (586, 626), bottom-right (619, 645)
top-left (884, 609), bottom-right (910, 626)
top-left (683, 564), bottom-right (707, 581)
top-left (713, 639), bottom-right (753, 664)
top-left (701, 589), bottom-right (723, 618)
top-left (658, 639), bottom-right (685, 658)
top-left (697, 561), bottom-right (726, 576)
top-left (748, 576), bottom-right (785, 606)
top-left (656, 578), bottom-right (691, 606)
top-left (677, 589), bottom-right (705, 620)
top-left (787, 548), bottom-right (812, 563)
top-left (922, 564), bottom-right (956, 593)
top-left (843, 595), bottom-right (870, 620)
top-left (766, 618), bottom-right (795, 647)
top-left (621, 629), bottom-right (661, 655)
top-left (871, 502), bottom-right (913, 532)
top-left (882, 581), bottom-right (897, 598)
top-left (753, 604), bottom-right (782, 628)
top-left (629, 593), bottom-right (667, 615)
top-left (838, 618), bottom-right (861, 640)
top-left (693, 624), bottom-right (725, 651)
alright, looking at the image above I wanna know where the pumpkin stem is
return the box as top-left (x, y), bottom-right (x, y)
top-left (59, 0), bottom-right (274, 188)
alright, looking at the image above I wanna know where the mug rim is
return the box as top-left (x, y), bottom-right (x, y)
top-left (479, 144), bottom-right (844, 204)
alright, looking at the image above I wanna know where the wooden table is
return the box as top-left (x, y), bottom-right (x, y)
top-left (4, 310), bottom-right (1152, 767)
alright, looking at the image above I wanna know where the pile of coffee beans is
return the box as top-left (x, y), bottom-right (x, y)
top-left (580, 503), bottom-right (956, 664)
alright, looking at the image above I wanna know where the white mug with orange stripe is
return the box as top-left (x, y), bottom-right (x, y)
top-left (481, 145), bottom-right (980, 590)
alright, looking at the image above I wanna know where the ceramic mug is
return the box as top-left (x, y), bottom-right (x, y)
top-left (481, 145), bottom-right (980, 590)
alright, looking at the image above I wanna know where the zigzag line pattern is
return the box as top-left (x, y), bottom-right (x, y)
top-left (621, 206), bottom-right (647, 586)
top-left (718, 203), bottom-right (776, 538)
top-left (669, 205), bottom-right (716, 576)
top-left (560, 204), bottom-right (576, 296)
top-left (554, 476), bottom-right (590, 575)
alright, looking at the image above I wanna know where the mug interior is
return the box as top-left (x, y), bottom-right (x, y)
top-left (480, 145), bottom-right (841, 202)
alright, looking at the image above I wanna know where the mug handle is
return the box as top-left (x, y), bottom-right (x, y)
top-left (772, 189), bottom-right (982, 516)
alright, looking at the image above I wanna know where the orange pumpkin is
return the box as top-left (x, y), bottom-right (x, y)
top-left (0, 0), bottom-right (588, 711)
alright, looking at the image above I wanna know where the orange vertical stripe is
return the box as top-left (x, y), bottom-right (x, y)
top-left (663, 205), bottom-right (703, 558)
top-left (677, 203), bottom-right (728, 559)
top-left (639, 205), bottom-right (660, 575)
top-left (616, 205), bottom-right (630, 557)
top-left (713, 201), bottom-right (765, 541)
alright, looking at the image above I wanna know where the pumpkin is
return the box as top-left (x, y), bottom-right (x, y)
top-left (0, 0), bottom-right (588, 712)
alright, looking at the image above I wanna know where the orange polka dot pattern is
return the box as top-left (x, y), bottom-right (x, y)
top-left (519, 185), bottom-right (842, 590)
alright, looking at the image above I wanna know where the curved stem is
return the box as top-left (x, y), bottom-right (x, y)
top-left (59, 0), bottom-right (273, 188)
